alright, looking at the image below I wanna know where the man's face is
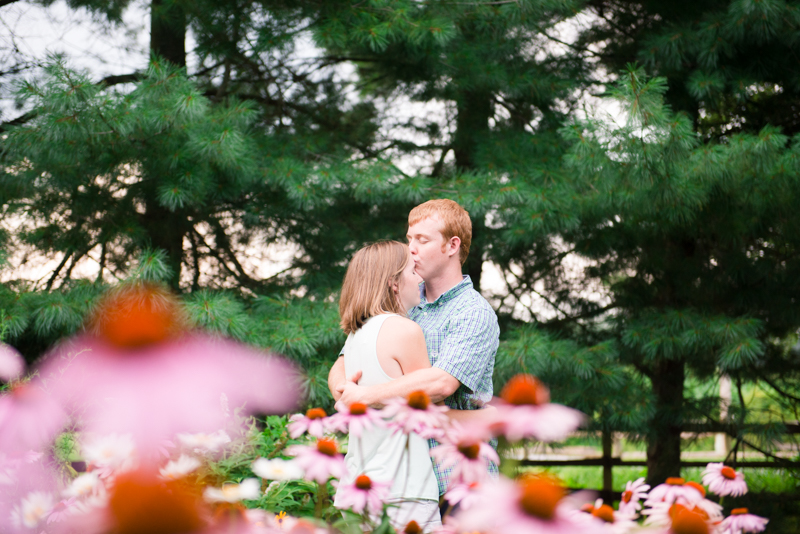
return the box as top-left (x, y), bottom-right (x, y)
top-left (406, 215), bottom-right (451, 281)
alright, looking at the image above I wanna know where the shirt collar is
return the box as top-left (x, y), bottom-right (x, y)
top-left (418, 275), bottom-right (472, 306)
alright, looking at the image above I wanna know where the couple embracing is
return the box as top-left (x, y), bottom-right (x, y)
top-left (327, 199), bottom-right (500, 529)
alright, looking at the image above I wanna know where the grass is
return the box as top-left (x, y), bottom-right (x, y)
top-left (520, 465), bottom-right (800, 495)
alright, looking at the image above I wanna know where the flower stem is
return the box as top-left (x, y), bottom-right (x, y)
top-left (315, 481), bottom-right (329, 520)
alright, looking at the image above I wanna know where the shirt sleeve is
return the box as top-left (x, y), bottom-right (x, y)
top-left (432, 308), bottom-right (499, 393)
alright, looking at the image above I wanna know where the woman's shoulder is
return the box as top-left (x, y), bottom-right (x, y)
top-left (380, 315), bottom-right (424, 338)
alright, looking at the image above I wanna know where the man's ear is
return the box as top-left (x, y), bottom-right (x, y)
top-left (447, 236), bottom-right (462, 258)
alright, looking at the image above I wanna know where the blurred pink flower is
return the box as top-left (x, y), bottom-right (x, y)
top-left (644, 477), bottom-right (698, 506)
top-left (287, 438), bottom-right (345, 483)
top-left (46, 497), bottom-right (77, 524)
top-left (334, 473), bottom-right (390, 516)
top-left (575, 499), bottom-right (638, 534)
top-left (327, 402), bottom-right (384, 438)
top-left (430, 424), bottom-right (499, 486)
top-left (702, 463), bottom-right (748, 497)
top-left (444, 482), bottom-right (482, 511)
top-left (382, 391), bottom-right (449, 440)
top-left (0, 382), bottom-right (67, 455)
top-left (618, 477), bottom-right (649, 515)
top-left (719, 508), bottom-right (768, 534)
top-left (453, 476), bottom-right (604, 534)
top-left (33, 284), bottom-right (300, 454)
top-left (492, 375), bottom-right (584, 443)
top-left (288, 408), bottom-right (329, 439)
top-left (37, 334), bottom-right (299, 454)
top-left (0, 344), bottom-right (25, 382)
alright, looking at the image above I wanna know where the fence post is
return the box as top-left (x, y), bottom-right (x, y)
top-left (602, 430), bottom-right (613, 494)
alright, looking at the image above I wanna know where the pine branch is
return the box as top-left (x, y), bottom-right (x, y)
top-left (44, 252), bottom-right (73, 291)
top-left (756, 372), bottom-right (800, 404)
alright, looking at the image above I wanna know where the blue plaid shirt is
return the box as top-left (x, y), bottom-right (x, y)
top-left (407, 275), bottom-right (500, 496)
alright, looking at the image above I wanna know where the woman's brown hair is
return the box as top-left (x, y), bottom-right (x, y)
top-left (339, 240), bottom-right (410, 335)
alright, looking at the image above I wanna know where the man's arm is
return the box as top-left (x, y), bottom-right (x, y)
top-left (336, 366), bottom-right (460, 408)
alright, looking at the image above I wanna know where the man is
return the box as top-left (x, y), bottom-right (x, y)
top-left (327, 198), bottom-right (500, 498)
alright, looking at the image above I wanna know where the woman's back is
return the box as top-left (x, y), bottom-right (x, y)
top-left (335, 314), bottom-right (439, 502)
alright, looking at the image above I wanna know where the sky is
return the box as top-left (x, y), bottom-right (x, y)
top-left (0, 1), bottom-right (614, 321)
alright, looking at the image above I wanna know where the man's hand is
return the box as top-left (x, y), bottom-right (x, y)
top-left (335, 370), bottom-right (368, 410)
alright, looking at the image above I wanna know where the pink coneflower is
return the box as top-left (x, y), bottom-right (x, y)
top-left (35, 284), bottom-right (300, 454)
top-left (618, 477), bottom-right (650, 515)
top-left (382, 391), bottom-right (449, 440)
top-left (0, 343), bottom-right (25, 382)
top-left (334, 473), bottom-right (390, 516)
top-left (643, 501), bottom-right (715, 533)
top-left (46, 497), bottom-right (77, 524)
top-left (576, 499), bottom-right (638, 534)
top-left (429, 424), bottom-right (499, 485)
top-left (719, 508), bottom-right (768, 534)
top-left (0, 382), bottom-right (67, 455)
top-left (492, 375), bottom-right (585, 443)
top-left (453, 475), bottom-right (605, 534)
top-left (681, 482), bottom-right (723, 522)
top-left (287, 438), bottom-right (345, 483)
top-left (288, 408), bottom-right (329, 439)
top-left (327, 402), bottom-right (385, 438)
top-left (445, 482), bottom-right (482, 510)
top-left (701, 463), bottom-right (748, 497)
top-left (645, 477), bottom-right (698, 506)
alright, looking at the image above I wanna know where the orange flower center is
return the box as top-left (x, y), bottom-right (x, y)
top-left (457, 442), bottom-right (481, 460)
top-left (316, 439), bottom-right (338, 457)
top-left (349, 402), bottom-right (367, 415)
top-left (592, 504), bottom-right (615, 523)
top-left (407, 390), bottom-right (430, 410)
top-left (89, 283), bottom-right (184, 349)
top-left (305, 408), bottom-right (326, 420)
top-left (720, 466), bottom-right (737, 480)
top-left (518, 476), bottom-right (565, 521)
top-left (580, 503), bottom-right (595, 513)
top-left (666, 477), bottom-right (686, 485)
top-left (684, 481), bottom-right (706, 498)
top-left (404, 520), bottom-right (421, 534)
top-left (622, 490), bottom-right (633, 503)
top-left (355, 475), bottom-right (372, 490)
top-left (109, 470), bottom-right (205, 534)
top-left (500, 374), bottom-right (550, 406)
top-left (671, 507), bottom-right (709, 534)
top-left (731, 508), bottom-right (749, 515)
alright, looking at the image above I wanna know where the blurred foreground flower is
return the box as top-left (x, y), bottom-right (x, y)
top-left (252, 458), bottom-right (303, 481)
top-left (34, 283), bottom-right (300, 454)
top-left (0, 344), bottom-right (25, 382)
top-left (0, 383), bottom-right (66, 454)
top-left (287, 438), bottom-right (344, 483)
top-left (618, 477), bottom-right (649, 515)
top-left (382, 391), bottom-right (448, 440)
top-left (288, 408), bottom-right (329, 439)
top-left (327, 402), bottom-right (384, 437)
top-left (430, 424), bottom-right (499, 485)
top-left (453, 474), bottom-right (603, 534)
top-left (204, 479), bottom-right (260, 503)
top-left (333, 474), bottom-right (389, 516)
top-left (702, 463), bottom-right (748, 497)
top-left (719, 508), bottom-right (768, 534)
top-left (493, 375), bottom-right (585, 442)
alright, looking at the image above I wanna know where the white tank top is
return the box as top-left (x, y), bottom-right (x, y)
top-left (333, 314), bottom-right (439, 503)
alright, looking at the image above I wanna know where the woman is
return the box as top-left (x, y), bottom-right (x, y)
top-left (333, 240), bottom-right (441, 529)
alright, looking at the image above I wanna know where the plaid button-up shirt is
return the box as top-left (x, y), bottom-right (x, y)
top-left (407, 275), bottom-right (500, 496)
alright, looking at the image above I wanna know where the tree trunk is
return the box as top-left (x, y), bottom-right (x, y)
top-left (646, 358), bottom-right (685, 486)
top-left (453, 89), bottom-right (491, 292)
top-left (143, 204), bottom-right (187, 289)
top-left (150, 0), bottom-right (186, 67)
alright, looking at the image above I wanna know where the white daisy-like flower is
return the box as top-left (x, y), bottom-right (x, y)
top-left (203, 478), bottom-right (260, 503)
top-left (81, 433), bottom-right (136, 476)
top-left (63, 472), bottom-right (102, 499)
top-left (252, 457), bottom-right (303, 481)
top-left (159, 455), bottom-right (202, 480)
top-left (11, 491), bottom-right (54, 528)
top-left (177, 429), bottom-right (231, 454)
